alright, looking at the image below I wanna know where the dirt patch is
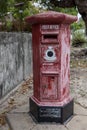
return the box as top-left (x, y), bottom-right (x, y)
top-left (71, 47), bottom-right (87, 59)
top-left (0, 114), bottom-right (6, 126)
top-left (70, 47), bottom-right (87, 108)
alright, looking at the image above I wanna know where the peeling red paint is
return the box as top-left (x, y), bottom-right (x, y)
top-left (26, 11), bottom-right (77, 106)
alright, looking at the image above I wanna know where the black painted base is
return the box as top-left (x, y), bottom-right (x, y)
top-left (29, 98), bottom-right (74, 124)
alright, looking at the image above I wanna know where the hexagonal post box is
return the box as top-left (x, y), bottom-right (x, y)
top-left (25, 11), bottom-right (77, 123)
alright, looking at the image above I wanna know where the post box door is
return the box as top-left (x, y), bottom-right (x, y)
top-left (40, 74), bottom-right (58, 101)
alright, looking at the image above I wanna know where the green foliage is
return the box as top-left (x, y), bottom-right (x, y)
top-left (0, 0), bottom-right (8, 30)
top-left (0, 0), bottom-right (39, 32)
top-left (52, 7), bottom-right (77, 16)
top-left (6, 20), bottom-right (13, 31)
top-left (0, 0), bottom-right (8, 17)
top-left (35, 0), bottom-right (77, 15)
top-left (12, 1), bottom-right (39, 31)
top-left (71, 19), bottom-right (85, 32)
top-left (72, 30), bottom-right (87, 47)
top-left (0, 0), bottom-right (80, 32)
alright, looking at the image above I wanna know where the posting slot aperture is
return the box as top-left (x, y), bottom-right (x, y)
top-left (44, 34), bottom-right (57, 39)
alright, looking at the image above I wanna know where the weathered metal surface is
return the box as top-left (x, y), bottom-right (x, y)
top-left (26, 11), bottom-right (77, 106)
top-left (25, 11), bottom-right (77, 24)
top-left (40, 74), bottom-right (58, 101)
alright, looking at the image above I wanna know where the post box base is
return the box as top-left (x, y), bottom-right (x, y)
top-left (29, 97), bottom-right (74, 124)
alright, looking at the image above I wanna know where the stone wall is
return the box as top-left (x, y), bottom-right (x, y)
top-left (0, 32), bottom-right (32, 98)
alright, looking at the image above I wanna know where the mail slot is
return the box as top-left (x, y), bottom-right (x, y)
top-left (43, 34), bottom-right (58, 39)
top-left (25, 11), bottom-right (77, 123)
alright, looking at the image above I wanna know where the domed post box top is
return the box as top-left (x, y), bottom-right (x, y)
top-left (25, 11), bottom-right (77, 25)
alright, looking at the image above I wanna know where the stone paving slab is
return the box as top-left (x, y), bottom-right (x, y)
top-left (74, 103), bottom-right (87, 115)
top-left (10, 103), bottom-right (29, 113)
top-left (0, 124), bottom-right (9, 130)
top-left (66, 115), bottom-right (87, 130)
top-left (6, 103), bottom-right (87, 130)
top-left (1, 69), bottom-right (87, 130)
top-left (6, 113), bottom-right (68, 130)
top-left (6, 113), bottom-right (36, 130)
top-left (32, 124), bottom-right (68, 130)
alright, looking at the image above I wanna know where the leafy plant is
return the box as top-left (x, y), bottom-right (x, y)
top-left (0, 0), bottom-right (8, 30)
top-left (71, 18), bottom-right (85, 32)
top-left (72, 30), bottom-right (87, 47)
top-left (0, 0), bottom-right (40, 32)
top-left (6, 20), bottom-right (13, 31)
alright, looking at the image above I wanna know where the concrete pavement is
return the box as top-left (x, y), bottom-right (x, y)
top-left (5, 103), bottom-right (87, 130)
top-left (0, 73), bottom-right (87, 130)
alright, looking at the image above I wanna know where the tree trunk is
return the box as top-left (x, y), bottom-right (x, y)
top-left (50, 0), bottom-right (75, 8)
top-left (84, 21), bottom-right (87, 35)
top-left (75, 0), bottom-right (87, 35)
top-left (50, 0), bottom-right (87, 35)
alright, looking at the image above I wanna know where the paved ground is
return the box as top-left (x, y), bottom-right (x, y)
top-left (0, 68), bottom-right (87, 130)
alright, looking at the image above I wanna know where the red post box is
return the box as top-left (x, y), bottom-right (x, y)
top-left (25, 11), bottom-right (77, 123)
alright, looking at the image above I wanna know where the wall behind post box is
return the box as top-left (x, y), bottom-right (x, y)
top-left (0, 32), bottom-right (32, 98)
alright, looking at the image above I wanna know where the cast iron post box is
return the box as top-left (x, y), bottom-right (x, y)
top-left (26, 11), bottom-right (77, 123)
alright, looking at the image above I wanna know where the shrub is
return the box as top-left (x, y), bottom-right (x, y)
top-left (72, 30), bottom-right (87, 47)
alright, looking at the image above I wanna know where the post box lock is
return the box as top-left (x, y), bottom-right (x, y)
top-left (44, 46), bottom-right (56, 62)
top-left (43, 85), bottom-right (47, 88)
